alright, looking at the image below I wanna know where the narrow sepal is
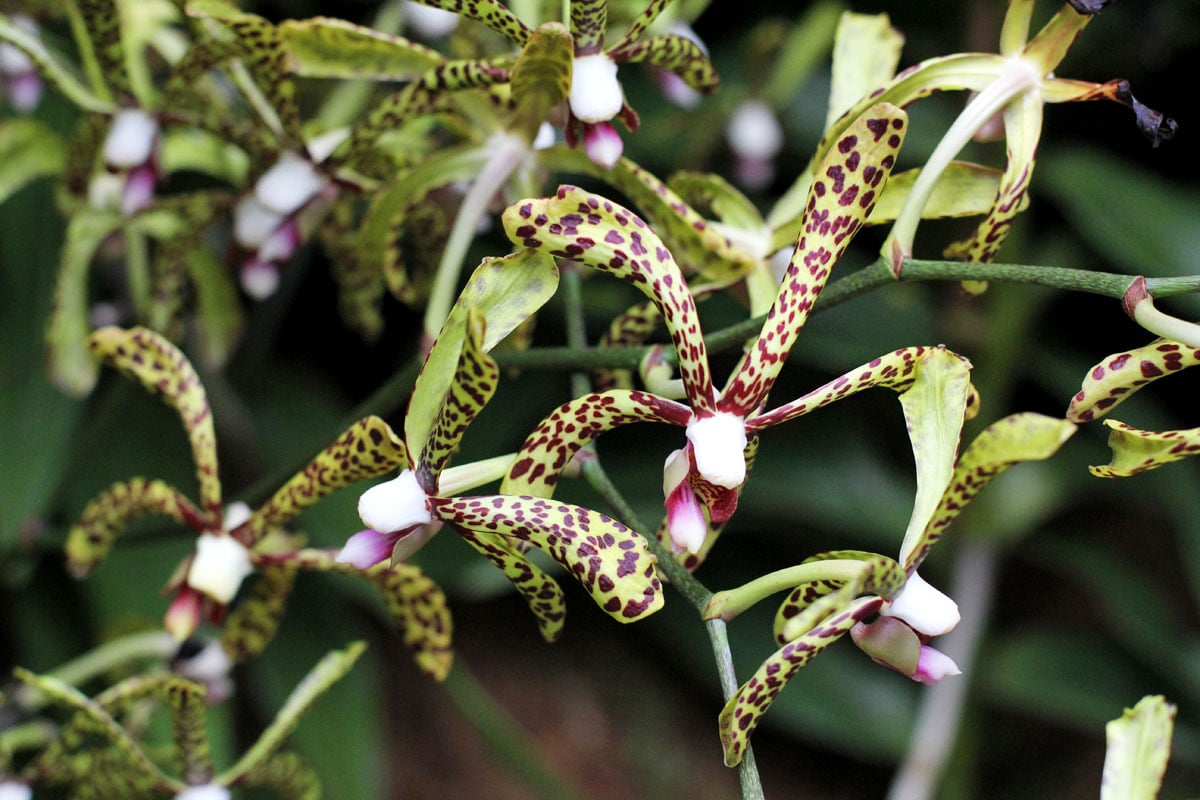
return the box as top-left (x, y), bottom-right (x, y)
top-left (74, 0), bottom-right (131, 100)
top-left (510, 23), bottom-right (573, 139)
top-left (569, 0), bottom-right (607, 56)
top-left (609, 33), bottom-right (718, 93)
top-left (905, 413), bottom-right (1076, 571)
top-left (1090, 420), bottom-right (1200, 478)
top-left (594, 300), bottom-right (662, 391)
top-left (419, 309), bottom-right (499, 488)
top-left (218, 642), bottom-right (367, 787)
top-left (718, 595), bottom-right (883, 766)
top-left (66, 478), bottom-right (202, 578)
top-left (219, 564), bottom-right (297, 663)
top-left (245, 417), bottom-right (409, 547)
top-left (0, 13), bottom-right (114, 112)
top-left (88, 326), bottom-right (222, 524)
top-left (1067, 339), bottom-right (1200, 423)
top-left (503, 389), bottom-right (690, 497)
top-left (503, 186), bottom-right (717, 411)
top-left (406, 0), bottom-right (532, 46)
top-left (455, 526), bottom-right (567, 643)
top-left (166, 678), bottom-right (213, 787)
top-left (435, 495), bottom-right (664, 624)
top-left (720, 104), bottom-right (907, 416)
top-left (238, 751), bottom-right (321, 800)
top-left (407, 250), bottom-right (559, 468)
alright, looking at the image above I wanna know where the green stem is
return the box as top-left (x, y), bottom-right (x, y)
top-left (707, 619), bottom-right (765, 800)
top-left (706, 559), bottom-right (869, 621)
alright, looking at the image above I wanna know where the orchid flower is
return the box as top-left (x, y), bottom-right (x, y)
top-left (334, 253), bottom-right (665, 639)
top-left (876, 0), bottom-right (1175, 271)
top-left (502, 104), bottom-right (916, 565)
top-left (0, 14), bottom-right (41, 111)
top-left (7, 643), bottom-right (364, 798)
top-left (1067, 330), bottom-right (1200, 477)
top-left (395, 0), bottom-right (718, 169)
top-left (708, 396), bottom-right (1077, 765)
top-left (65, 326), bottom-right (454, 678)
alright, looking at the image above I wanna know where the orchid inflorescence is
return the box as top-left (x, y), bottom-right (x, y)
top-left (2, 0), bottom-right (1190, 794)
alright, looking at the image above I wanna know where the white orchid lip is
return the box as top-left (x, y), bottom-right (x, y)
top-left (253, 152), bottom-right (328, 216)
top-left (685, 412), bottom-right (748, 489)
top-left (175, 785), bottom-right (232, 800)
top-left (0, 782), bottom-right (31, 800)
top-left (726, 99), bottom-right (783, 163)
top-left (357, 470), bottom-right (433, 534)
top-left (187, 534), bottom-right (253, 604)
top-left (880, 571), bottom-right (960, 637)
top-left (569, 53), bottom-right (623, 124)
top-left (104, 109), bottom-right (159, 168)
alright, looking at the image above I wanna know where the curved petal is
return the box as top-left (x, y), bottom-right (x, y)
top-left (502, 389), bottom-right (690, 497)
top-left (569, 0), bottom-right (607, 56)
top-left (1067, 339), bottom-right (1200, 423)
top-left (404, 0), bottom-right (532, 45)
top-left (277, 17), bottom-right (443, 80)
top-left (720, 103), bottom-right (908, 416)
top-left (455, 526), bottom-right (568, 643)
top-left (609, 33), bottom-right (718, 93)
top-left (65, 478), bottom-right (203, 578)
top-left (434, 495), bottom-right (664, 624)
top-left (244, 417), bottom-right (409, 547)
top-left (88, 326), bottom-right (223, 524)
top-left (503, 186), bottom-right (717, 411)
top-left (1089, 420), bottom-right (1200, 479)
top-left (220, 564), bottom-right (297, 663)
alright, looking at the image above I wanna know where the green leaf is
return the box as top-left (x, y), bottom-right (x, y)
top-left (219, 641), bottom-right (368, 786)
top-left (1102, 696), bottom-right (1176, 800)
top-left (279, 17), bottom-right (442, 80)
top-left (406, 249), bottom-right (559, 463)
top-left (0, 119), bottom-right (66, 205)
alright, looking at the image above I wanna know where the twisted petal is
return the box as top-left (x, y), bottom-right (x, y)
top-left (402, 0), bottom-right (532, 46)
top-left (609, 33), bottom-right (718, 94)
top-left (245, 417), bottom-right (409, 547)
top-left (503, 389), bottom-right (690, 497)
top-left (1088, 421), bottom-right (1200, 478)
top-left (504, 186), bottom-right (716, 411)
top-left (66, 478), bottom-right (203, 578)
top-left (277, 17), bottom-right (442, 81)
top-left (220, 564), bottom-right (296, 663)
top-left (88, 327), bottom-right (223, 525)
top-left (1067, 339), bottom-right (1200, 423)
top-left (720, 104), bottom-right (908, 416)
top-left (434, 495), bottom-right (664, 624)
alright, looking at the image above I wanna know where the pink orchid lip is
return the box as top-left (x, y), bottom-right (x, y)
top-left (583, 121), bottom-right (624, 170)
top-left (913, 645), bottom-right (961, 685)
top-left (336, 528), bottom-right (399, 570)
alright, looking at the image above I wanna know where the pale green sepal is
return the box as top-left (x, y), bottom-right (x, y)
top-left (0, 119), bottom-right (67, 205)
top-left (406, 250), bottom-right (559, 463)
top-left (1101, 695), bottom-right (1176, 800)
top-left (435, 494), bottom-right (664, 624)
top-left (218, 642), bottom-right (368, 787)
top-left (160, 128), bottom-right (249, 185)
top-left (0, 13), bottom-right (116, 113)
top-left (87, 326), bottom-right (223, 523)
top-left (509, 23), bottom-right (573, 140)
top-left (868, 163), bottom-right (1020, 224)
top-left (763, 1), bottom-right (843, 111)
top-left (1066, 340), bottom-right (1200, 424)
top-left (668, 171), bottom-right (764, 234)
top-left (905, 413), bottom-right (1076, 571)
top-left (826, 12), bottom-right (904, 130)
top-left (45, 211), bottom-right (124, 396)
top-left (895, 347), bottom-right (973, 570)
top-left (1090, 421), bottom-right (1200, 479)
top-left (278, 17), bottom-right (442, 80)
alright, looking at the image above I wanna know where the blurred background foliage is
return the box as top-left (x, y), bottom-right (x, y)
top-left (2, 0), bottom-right (1199, 797)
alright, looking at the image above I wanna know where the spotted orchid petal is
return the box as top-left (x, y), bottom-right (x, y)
top-left (612, 0), bottom-right (674, 50)
top-left (1067, 339), bottom-right (1200, 423)
top-left (904, 413), bottom-right (1076, 571)
top-left (503, 389), bottom-right (691, 498)
top-left (244, 417), bottom-right (409, 547)
top-left (65, 478), bottom-right (203, 578)
top-left (569, 0), bottom-right (607, 56)
top-left (76, 0), bottom-right (132, 102)
top-left (1088, 421), bottom-right (1200, 478)
top-left (510, 22), bottom-right (574, 140)
top-left (404, 0), bottom-right (532, 46)
top-left (504, 186), bottom-right (717, 412)
top-left (434, 495), bottom-right (664, 625)
top-left (88, 327), bottom-right (222, 526)
top-left (769, 551), bottom-right (907, 645)
top-left (277, 17), bottom-right (442, 81)
top-left (219, 564), bottom-right (296, 664)
top-left (719, 103), bottom-right (907, 417)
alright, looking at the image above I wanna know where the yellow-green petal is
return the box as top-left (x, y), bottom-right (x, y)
top-left (1090, 420), bottom-right (1200, 478)
top-left (1067, 339), bottom-right (1200, 423)
top-left (279, 17), bottom-right (442, 80)
top-left (1101, 695), bottom-right (1176, 800)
